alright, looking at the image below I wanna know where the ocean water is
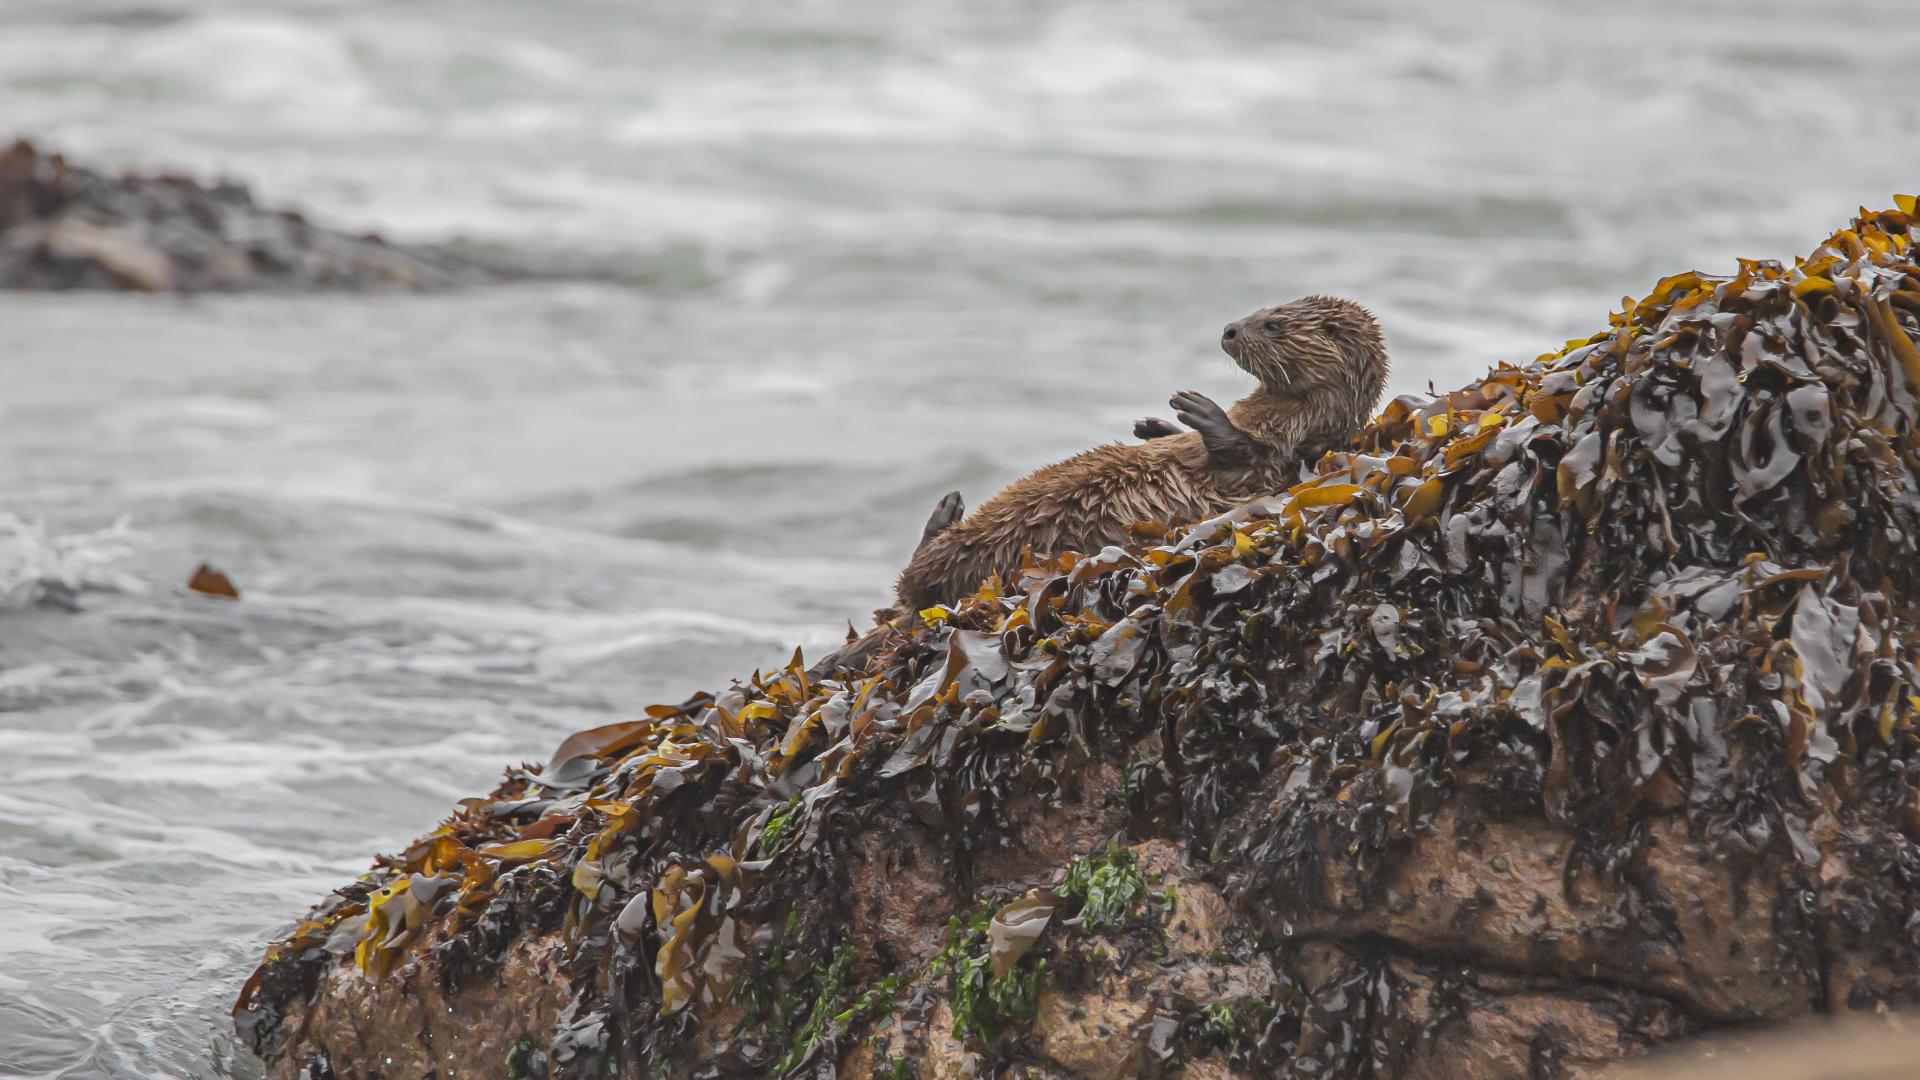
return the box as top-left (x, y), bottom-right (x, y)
top-left (2, 1), bottom-right (1918, 1075)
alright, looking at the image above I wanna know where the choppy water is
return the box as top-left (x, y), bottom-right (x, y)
top-left (2, 1), bottom-right (1918, 1075)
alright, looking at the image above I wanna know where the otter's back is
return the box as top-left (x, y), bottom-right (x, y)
top-left (896, 435), bottom-right (1216, 609)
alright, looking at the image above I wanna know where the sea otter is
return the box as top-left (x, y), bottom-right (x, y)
top-left (895, 295), bottom-right (1388, 611)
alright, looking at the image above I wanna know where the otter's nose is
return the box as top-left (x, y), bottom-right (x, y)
top-left (1221, 325), bottom-right (1238, 341)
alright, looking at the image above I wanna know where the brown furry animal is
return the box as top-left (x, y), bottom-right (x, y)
top-left (896, 295), bottom-right (1389, 611)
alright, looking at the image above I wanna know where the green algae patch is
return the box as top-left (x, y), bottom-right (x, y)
top-left (940, 911), bottom-right (1048, 1043)
top-left (239, 199), bottom-right (1920, 1078)
top-left (774, 944), bottom-right (856, 1073)
top-left (1058, 846), bottom-right (1171, 932)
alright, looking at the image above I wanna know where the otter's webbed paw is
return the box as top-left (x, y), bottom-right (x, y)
top-left (1134, 417), bottom-right (1181, 440)
top-left (920, 489), bottom-right (966, 546)
top-left (1171, 389), bottom-right (1253, 467)
top-left (1170, 389), bottom-right (1232, 432)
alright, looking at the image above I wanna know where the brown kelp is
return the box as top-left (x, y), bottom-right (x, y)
top-left (238, 199), bottom-right (1920, 1079)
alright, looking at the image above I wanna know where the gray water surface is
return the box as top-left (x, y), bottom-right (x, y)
top-left (3, 1), bottom-right (1918, 1075)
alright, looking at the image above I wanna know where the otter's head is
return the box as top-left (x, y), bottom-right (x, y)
top-left (1221, 295), bottom-right (1389, 420)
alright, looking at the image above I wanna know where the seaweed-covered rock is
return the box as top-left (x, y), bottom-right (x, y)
top-left (238, 198), bottom-right (1920, 1079)
top-left (0, 138), bottom-right (491, 292)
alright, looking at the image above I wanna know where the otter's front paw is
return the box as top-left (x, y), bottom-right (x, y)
top-left (920, 490), bottom-right (966, 545)
top-left (1170, 389), bottom-right (1232, 435)
top-left (1134, 417), bottom-right (1181, 440)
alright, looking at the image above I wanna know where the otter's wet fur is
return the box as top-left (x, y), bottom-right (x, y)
top-left (896, 295), bottom-right (1389, 611)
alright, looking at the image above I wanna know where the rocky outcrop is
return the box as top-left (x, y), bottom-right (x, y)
top-left (0, 138), bottom-right (491, 292)
top-left (237, 198), bottom-right (1920, 1078)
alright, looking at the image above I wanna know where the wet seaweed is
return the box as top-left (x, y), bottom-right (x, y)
top-left (239, 199), bottom-right (1920, 1076)
top-left (942, 915), bottom-right (1046, 1044)
top-left (1057, 846), bottom-right (1171, 932)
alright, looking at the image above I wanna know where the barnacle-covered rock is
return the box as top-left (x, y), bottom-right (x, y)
top-left (0, 138), bottom-right (492, 292)
top-left (238, 198), bottom-right (1920, 1079)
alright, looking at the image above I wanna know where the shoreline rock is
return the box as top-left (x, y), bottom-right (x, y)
top-left (0, 138), bottom-right (495, 293)
top-left (237, 197), bottom-right (1920, 1078)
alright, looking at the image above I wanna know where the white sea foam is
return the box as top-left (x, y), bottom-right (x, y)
top-left (124, 14), bottom-right (374, 111)
top-left (0, 513), bottom-right (145, 612)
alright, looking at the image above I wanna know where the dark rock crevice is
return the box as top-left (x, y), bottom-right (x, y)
top-left (1301, 929), bottom-right (1713, 1027)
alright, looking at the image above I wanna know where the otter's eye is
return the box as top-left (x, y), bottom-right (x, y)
top-left (1263, 321), bottom-right (1282, 334)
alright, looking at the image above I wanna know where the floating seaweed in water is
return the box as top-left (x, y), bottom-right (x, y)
top-left (239, 199), bottom-right (1920, 1078)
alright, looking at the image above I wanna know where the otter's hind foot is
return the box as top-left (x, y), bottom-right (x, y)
top-left (920, 490), bottom-right (966, 546)
top-left (1133, 416), bottom-right (1181, 440)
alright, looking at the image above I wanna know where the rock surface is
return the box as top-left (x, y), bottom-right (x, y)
top-left (0, 138), bottom-right (491, 292)
top-left (238, 198), bottom-right (1920, 1078)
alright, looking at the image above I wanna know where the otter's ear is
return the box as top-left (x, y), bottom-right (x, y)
top-left (1319, 319), bottom-right (1344, 340)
